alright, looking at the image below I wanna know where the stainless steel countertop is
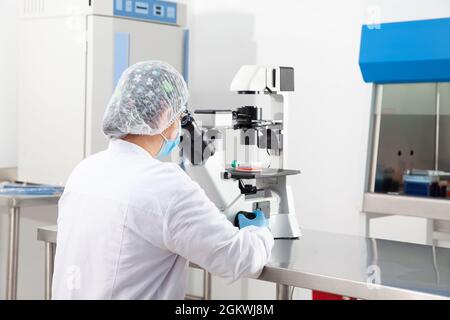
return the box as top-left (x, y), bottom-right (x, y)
top-left (0, 194), bottom-right (61, 208)
top-left (36, 226), bottom-right (450, 300)
top-left (261, 230), bottom-right (450, 300)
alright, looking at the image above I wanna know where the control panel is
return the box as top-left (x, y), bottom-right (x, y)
top-left (114, 0), bottom-right (178, 25)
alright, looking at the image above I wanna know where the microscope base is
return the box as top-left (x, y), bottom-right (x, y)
top-left (270, 213), bottom-right (302, 239)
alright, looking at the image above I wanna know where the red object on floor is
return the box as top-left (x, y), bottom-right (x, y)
top-left (313, 291), bottom-right (356, 300)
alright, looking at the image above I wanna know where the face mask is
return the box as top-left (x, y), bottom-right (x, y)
top-left (156, 122), bottom-right (181, 159)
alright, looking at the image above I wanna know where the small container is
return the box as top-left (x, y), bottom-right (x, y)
top-left (403, 172), bottom-right (439, 197)
top-left (231, 160), bottom-right (263, 172)
top-left (439, 181), bottom-right (448, 198)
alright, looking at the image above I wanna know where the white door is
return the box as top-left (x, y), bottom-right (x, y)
top-left (18, 16), bottom-right (87, 185)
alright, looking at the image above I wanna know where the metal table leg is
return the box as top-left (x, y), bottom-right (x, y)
top-left (6, 206), bottom-right (20, 300)
top-left (185, 268), bottom-right (212, 300)
top-left (44, 242), bottom-right (56, 300)
top-left (203, 271), bottom-right (212, 300)
top-left (276, 283), bottom-right (291, 300)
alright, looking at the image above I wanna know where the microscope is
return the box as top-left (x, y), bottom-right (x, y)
top-left (180, 66), bottom-right (301, 239)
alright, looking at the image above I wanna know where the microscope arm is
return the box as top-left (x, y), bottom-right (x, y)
top-left (180, 111), bottom-right (243, 212)
top-left (180, 111), bottom-right (215, 166)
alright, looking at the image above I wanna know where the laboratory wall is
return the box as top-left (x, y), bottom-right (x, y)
top-left (0, 0), bottom-right (58, 300)
top-left (185, 0), bottom-right (450, 299)
top-left (0, 0), bottom-right (18, 168)
top-left (0, 0), bottom-right (18, 300)
top-left (185, 0), bottom-right (372, 300)
top-left (188, 0), bottom-right (372, 238)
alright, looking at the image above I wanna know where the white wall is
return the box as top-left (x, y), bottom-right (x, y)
top-left (185, 0), bottom-right (450, 299)
top-left (188, 0), bottom-right (450, 238)
top-left (0, 0), bottom-right (18, 300)
top-left (366, 0), bottom-right (450, 24)
top-left (0, 0), bottom-right (18, 168)
top-left (0, 1), bottom-right (58, 300)
top-left (186, 0), bottom-right (372, 300)
top-left (188, 0), bottom-right (372, 237)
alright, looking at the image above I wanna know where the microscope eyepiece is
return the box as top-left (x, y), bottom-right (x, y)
top-left (179, 110), bottom-right (215, 166)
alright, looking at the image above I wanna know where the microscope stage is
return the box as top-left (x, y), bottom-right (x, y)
top-left (224, 168), bottom-right (301, 180)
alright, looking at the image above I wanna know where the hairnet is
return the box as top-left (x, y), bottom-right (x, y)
top-left (102, 61), bottom-right (189, 139)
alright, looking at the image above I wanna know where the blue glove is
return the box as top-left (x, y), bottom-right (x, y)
top-left (236, 209), bottom-right (269, 229)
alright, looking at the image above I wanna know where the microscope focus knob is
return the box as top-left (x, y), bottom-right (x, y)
top-left (222, 172), bottom-right (232, 180)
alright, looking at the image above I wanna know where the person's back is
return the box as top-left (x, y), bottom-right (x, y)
top-left (53, 139), bottom-right (273, 299)
top-left (53, 139), bottom-right (185, 299)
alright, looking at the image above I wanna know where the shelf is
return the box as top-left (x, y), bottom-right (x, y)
top-left (363, 192), bottom-right (450, 221)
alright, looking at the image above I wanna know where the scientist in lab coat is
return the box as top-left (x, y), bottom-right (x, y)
top-left (52, 61), bottom-right (274, 300)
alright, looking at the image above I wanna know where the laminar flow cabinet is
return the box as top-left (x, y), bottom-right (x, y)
top-left (18, 0), bottom-right (188, 185)
top-left (359, 18), bottom-right (450, 247)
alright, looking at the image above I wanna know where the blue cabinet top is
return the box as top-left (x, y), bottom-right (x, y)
top-left (359, 18), bottom-right (450, 84)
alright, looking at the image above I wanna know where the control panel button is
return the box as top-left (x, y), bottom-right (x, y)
top-left (115, 0), bottom-right (123, 11)
top-left (125, 0), bottom-right (132, 12)
top-left (166, 6), bottom-right (175, 19)
top-left (153, 4), bottom-right (165, 17)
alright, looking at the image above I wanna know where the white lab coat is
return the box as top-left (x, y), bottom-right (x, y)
top-left (52, 139), bottom-right (274, 300)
